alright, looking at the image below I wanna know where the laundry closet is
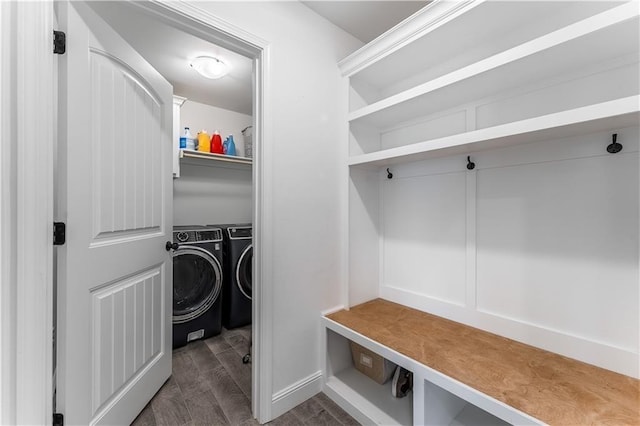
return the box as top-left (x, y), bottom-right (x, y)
top-left (92, 0), bottom-right (256, 385)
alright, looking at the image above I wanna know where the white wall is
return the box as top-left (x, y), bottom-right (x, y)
top-left (173, 163), bottom-right (252, 226)
top-left (190, 0), bottom-right (363, 410)
top-left (179, 99), bottom-right (253, 157)
top-left (174, 100), bottom-right (253, 226)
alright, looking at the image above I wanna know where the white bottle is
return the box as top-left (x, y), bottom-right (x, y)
top-left (182, 127), bottom-right (196, 150)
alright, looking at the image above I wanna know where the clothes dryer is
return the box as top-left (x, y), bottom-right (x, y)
top-left (219, 224), bottom-right (253, 329)
top-left (172, 226), bottom-right (224, 348)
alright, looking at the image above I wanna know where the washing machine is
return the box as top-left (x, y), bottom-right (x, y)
top-left (219, 224), bottom-right (253, 329)
top-left (172, 226), bottom-right (224, 348)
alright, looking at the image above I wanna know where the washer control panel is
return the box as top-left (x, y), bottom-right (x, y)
top-left (173, 228), bottom-right (223, 244)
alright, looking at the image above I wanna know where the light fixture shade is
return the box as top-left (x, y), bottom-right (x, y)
top-left (190, 56), bottom-right (229, 79)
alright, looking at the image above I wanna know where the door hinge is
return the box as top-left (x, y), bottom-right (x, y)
top-left (53, 222), bottom-right (66, 246)
top-left (53, 413), bottom-right (64, 426)
top-left (53, 30), bottom-right (66, 54)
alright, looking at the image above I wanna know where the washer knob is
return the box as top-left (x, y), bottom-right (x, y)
top-left (176, 232), bottom-right (189, 242)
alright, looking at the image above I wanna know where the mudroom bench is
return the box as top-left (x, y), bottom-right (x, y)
top-left (322, 299), bottom-right (639, 426)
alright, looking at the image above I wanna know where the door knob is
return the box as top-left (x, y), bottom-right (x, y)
top-left (165, 241), bottom-right (179, 251)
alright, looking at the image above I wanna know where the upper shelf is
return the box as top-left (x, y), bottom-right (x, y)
top-left (349, 96), bottom-right (640, 168)
top-left (179, 149), bottom-right (252, 168)
top-left (342, 1), bottom-right (622, 102)
top-left (348, 4), bottom-right (639, 130)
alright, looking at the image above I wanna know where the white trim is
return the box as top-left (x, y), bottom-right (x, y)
top-left (271, 371), bottom-right (323, 420)
top-left (338, 0), bottom-right (478, 77)
top-left (101, 1), bottom-right (274, 422)
top-left (0, 2), bottom-right (17, 423)
top-left (253, 42), bottom-right (274, 424)
top-left (321, 305), bottom-right (346, 317)
top-left (14, 1), bottom-right (54, 424)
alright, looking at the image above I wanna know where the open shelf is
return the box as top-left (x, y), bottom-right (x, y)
top-left (179, 149), bottom-right (252, 167)
top-left (348, 5), bottom-right (639, 130)
top-left (450, 404), bottom-right (511, 426)
top-left (348, 96), bottom-right (640, 168)
top-left (324, 324), bottom-right (414, 425)
top-left (345, 1), bottom-right (619, 106)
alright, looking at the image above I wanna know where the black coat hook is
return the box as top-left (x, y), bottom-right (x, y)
top-left (607, 133), bottom-right (622, 154)
top-left (386, 168), bottom-right (393, 179)
top-left (466, 156), bottom-right (475, 170)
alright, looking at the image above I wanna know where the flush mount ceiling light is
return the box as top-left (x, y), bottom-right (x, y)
top-left (190, 56), bottom-right (229, 79)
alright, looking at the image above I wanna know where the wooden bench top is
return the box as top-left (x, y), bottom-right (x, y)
top-left (326, 299), bottom-right (639, 425)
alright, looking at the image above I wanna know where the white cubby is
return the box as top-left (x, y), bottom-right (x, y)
top-left (324, 327), bottom-right (413, 426)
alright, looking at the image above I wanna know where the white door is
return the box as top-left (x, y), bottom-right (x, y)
top-left (56, 1), bottom-right (173, 424)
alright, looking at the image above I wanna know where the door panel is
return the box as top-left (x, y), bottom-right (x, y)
top-left (90, 51), bottom-right (164, 241)
top-left (56, 1), bottom-right (173, 424)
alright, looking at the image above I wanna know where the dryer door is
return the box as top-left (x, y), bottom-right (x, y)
top-left (236, 245), bottom-right (253, 299)
top-left (173, 246), bottom-right (222, 323)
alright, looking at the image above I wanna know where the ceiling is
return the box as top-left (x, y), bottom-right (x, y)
top-left (89, 1), bottom-right (428, 116)
top-left (303, 1), bottom-right (429, 43)
top-left (89, 1), bottom-right (254, 115)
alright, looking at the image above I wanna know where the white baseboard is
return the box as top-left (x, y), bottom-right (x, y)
top-left (321, 305), bottom-right (345, 316)
top-left (270, 370), bottom-right (323, 420)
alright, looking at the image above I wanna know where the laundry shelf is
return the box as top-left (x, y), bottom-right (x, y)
top-left (348, 96), bottom-right (640, 168)
top-left (347, 5), bottom-right (639, 130)
top-left (179, 149), bottom-right (252, 168)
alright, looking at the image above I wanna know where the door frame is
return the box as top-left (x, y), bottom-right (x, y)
top-left (1, 1), bottom-right (54, 424)
top-left (3, 0), bottom-right (274, 423)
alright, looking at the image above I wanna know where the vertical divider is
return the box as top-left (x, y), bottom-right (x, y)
top-left (465, 169), bottom-right (477, 309)
top-left (412, 372), bottom-right (425, 426)
top-left (378, 169), bottom-right (385, 298)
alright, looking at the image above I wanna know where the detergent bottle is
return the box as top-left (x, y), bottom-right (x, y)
top-left (222, 137), bottom-right (229, 154)
top-left (210, 131), bottom-right (223, 154)
top-left (226, 134), bottom-right (237, 156)
top-left (181, 127), bottom-right (196, 150)
top-left (197, 130), bottom-right (210, 152)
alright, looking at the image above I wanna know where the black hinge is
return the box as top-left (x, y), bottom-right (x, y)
top-left (53, 30), bottom-right (66, 54)
top-left (53, 222), bottom-right (66, 246)
top-left (53, 413), bottom-right (64, 426)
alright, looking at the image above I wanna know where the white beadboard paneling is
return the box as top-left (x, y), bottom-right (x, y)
top-left (91, 51), bottom-right (163, 239)
top-left (476, 152), bottom-right (639, 351)
top-left (91, 268), bottom-right (163, 415)
top-left (382, 169), bottom-right (467, 305)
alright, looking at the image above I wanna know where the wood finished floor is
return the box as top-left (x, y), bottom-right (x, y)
top-left (131, 326), bottom-right (359, 426)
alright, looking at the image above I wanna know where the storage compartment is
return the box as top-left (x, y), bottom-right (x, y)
top-left (325, 328), bottom-right (413, 425)
top-left (350, 341), bottom-right (397, 384)
top-left (423, 380), bottom-right (511, 426)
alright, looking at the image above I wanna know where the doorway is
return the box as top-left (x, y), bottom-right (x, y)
top-left (53, 1), bottom-right (270, 423)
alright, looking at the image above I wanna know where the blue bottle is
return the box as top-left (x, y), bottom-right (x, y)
top-left (226, 135), bottom-right (236, 156)
top-left (223, 137), bottom-right (229, 154)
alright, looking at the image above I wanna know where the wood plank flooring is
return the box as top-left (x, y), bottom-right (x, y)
top-left (132, 326), bottom-right (359, 426)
